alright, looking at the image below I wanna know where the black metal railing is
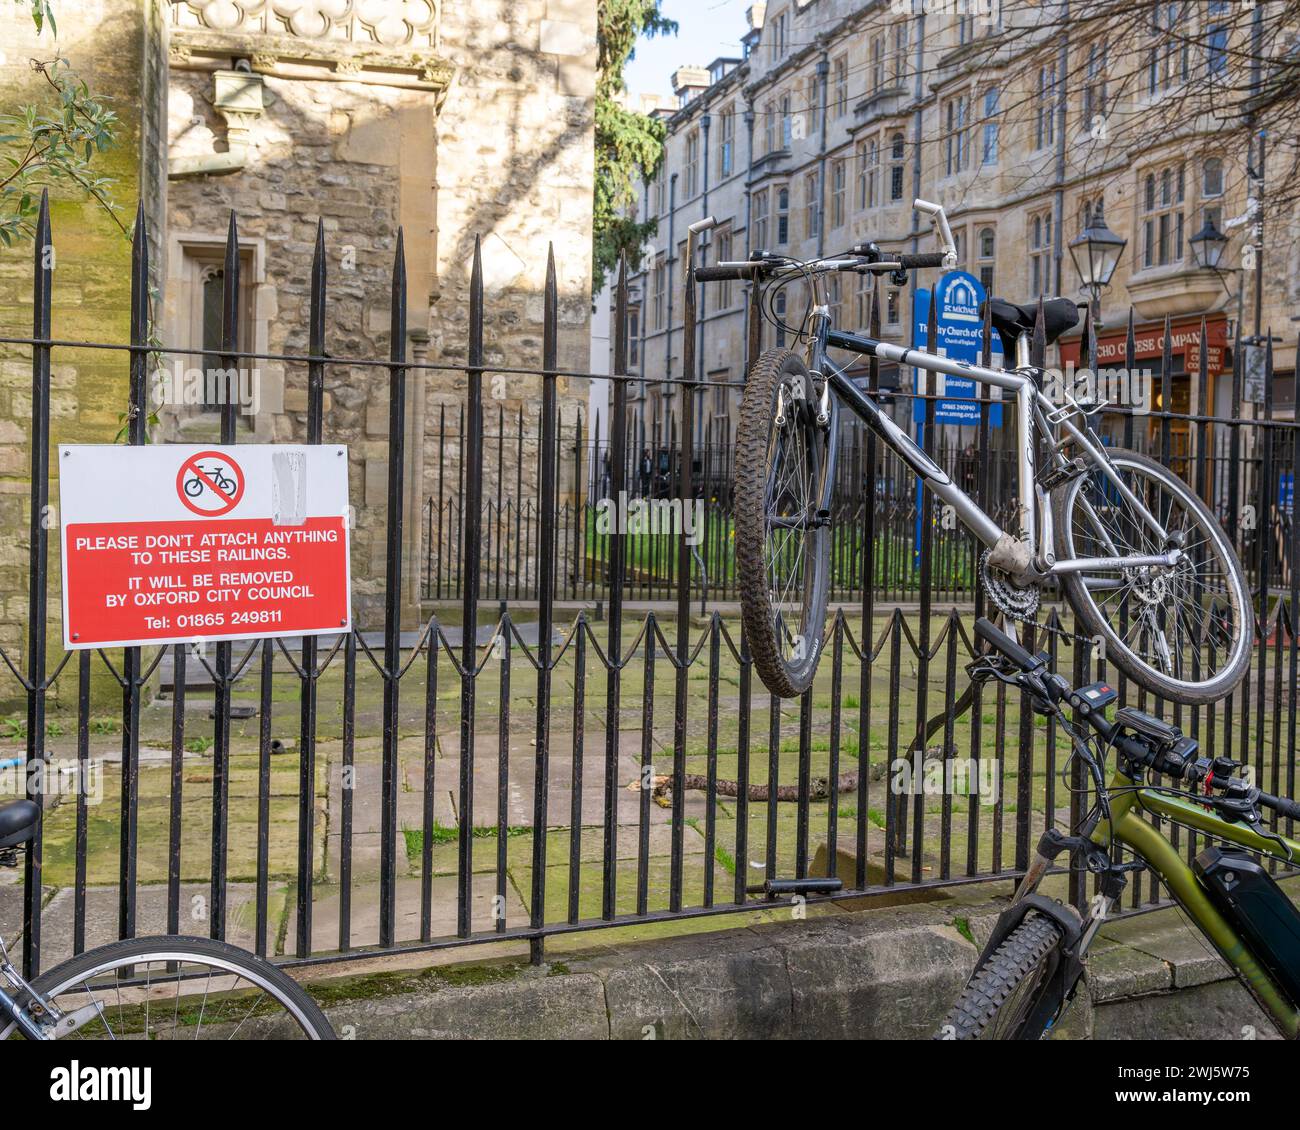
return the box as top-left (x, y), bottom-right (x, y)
top-left (0, 189), bottom-right (1296, 979)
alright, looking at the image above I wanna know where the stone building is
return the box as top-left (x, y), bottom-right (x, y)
top-left (621, 0), bottom-right (1300, 458)
top-left (0, 0), bottom-right (598, 660)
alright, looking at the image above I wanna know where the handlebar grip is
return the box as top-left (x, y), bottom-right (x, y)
top-left (695, 264), bottom-right (754, 282)
top-left (1258, 791), bottom-right (1300, 821)
top-left (896, 252), bottom-right (948, 269)
top-left (974, 617), bottom-right (1041, 672)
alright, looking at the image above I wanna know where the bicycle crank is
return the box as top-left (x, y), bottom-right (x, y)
top-left (980, 548), bottom-right (1041, 622)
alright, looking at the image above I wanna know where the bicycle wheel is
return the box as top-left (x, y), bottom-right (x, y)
top-left (936, 913), bottom-right (1063, 1040)
top-left (734, 348), bottom-right (830, 698)
top-left (11, 936), bottom-right (334, 1040)
top-left (1054, 447), bottom-right (1252, 705)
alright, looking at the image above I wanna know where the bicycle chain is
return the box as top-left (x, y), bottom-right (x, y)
top-left (978, 548), bottom-right (1099, 649)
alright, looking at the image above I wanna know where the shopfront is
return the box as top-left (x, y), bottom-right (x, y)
top-left (1059, 313), bottom-right (1231, 459)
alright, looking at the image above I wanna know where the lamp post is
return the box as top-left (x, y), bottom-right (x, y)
top-left (1067, 203), bottom-right (1127, 327)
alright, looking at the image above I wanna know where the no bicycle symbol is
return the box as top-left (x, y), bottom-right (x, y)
top-left (175, 450), bottom-right (245, 516)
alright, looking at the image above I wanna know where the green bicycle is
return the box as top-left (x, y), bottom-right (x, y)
top-left (939, 617), bottom-right (1300, 1041)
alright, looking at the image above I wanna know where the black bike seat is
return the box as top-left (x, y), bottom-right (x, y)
top-left (981, 297), bottom-right (1079, 359)
top-left (0, 799), bottom-right (38, 848)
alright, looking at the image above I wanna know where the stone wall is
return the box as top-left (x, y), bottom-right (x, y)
top-left (0, 0), bottom-right (165, 689)
top-left (0, 0), bottom-right (600, 672)
top-left (163, 0), bottom-right (597, 624)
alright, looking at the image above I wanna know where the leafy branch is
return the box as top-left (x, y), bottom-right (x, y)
top-left (593, 0), bottom-right (677, 285)
top-left (0, 1), bottom-right (123, 245)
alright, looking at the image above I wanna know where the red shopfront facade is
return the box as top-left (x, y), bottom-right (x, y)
top-left (1059, 313), bottom-right (1231, 453)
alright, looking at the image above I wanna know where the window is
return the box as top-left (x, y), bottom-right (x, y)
top-left (976, 227), bottom-right (995, 293)
top-left (958, 10), bottom-right (974, 45)
top-left (763, 99), bottom-right (776, 153)
top-left (776, 186), bottom-right (790, 244)
top-left (944, 93), bottom-right (969, 176)
top-left (952, 228), bottom-right (966, 270)
top-left (1082, 40), bottom-right (1108, 131)
top-left (717, 105), bottom-right (734, 179)
top-left (1029, 211), bottom-right (1053, 296)
top-left (1148, 2), bottom-right (1190, 95)
top-left (652, 253), bottom-right (666, 329)
top-left (1142, 164), bottom-right (1185, 267)
top-left (627, 306), bottom-right (640, 368)
top-left (804, 171), bottom-right (820, 240)
top-left (711, 376), bottom-right (729, 418)
top-left (713, 228), bottom-right (733, 308)
top-left (781, 94), bottom-right (793, 149)
top-left (828, 274), bottom-right (843, 326)
top-left (855, 272), bottom-right (872, 328)
top-left (1202, 157), bottom-right (1224, 198)
top-left (885, 289), bottom-right (900, 327)
top-left (892, 21), bottom-right (908, 85)
top-left (830, 159), bottom-right (846, 229)
top-left (981, 89), bottom-right (999, 165)
top-left (1035, 62), bottom-right (1057, 149)
top-left (889, 132), bottom-right (906, 202)
top-left (768, 9), bottom-right (788, 63)
top-left (773, 289), bottom-right (787, 348)
top-left (1201, 158), bottom-right (1224, 237)
top-left (858, 138), bottom-right (878, 210)
top-left (1207, 1), bottom-right (1229, 75)
top-left (685, 130), bottom-right (700, 198)
top-left (832, 55), bottom-right (848, 118)
top-left (806, 74), bottom-right (821, 137)
top-left (1079, 196), bottom-right (1104, 232)
top-left (190, 255), bottom-right (254, 416)
top-left (753, 189), bottom-right (770, 251)
top-left (870, 35), bottom-right (884, 93)
top-left (653, 171), bottom-right (665, 217)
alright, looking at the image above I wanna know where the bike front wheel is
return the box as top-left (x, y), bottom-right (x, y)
top-left (734, 348), bottom-right (830, 698)
top-left (1054, 447), bottom-right (1252, 705)
top-left (12, 935), bottom-right (334, 1040)
top-left (937, 913), bottom-right (1063, 1040)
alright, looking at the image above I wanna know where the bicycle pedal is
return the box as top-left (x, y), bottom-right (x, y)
top-left (1036, 457), bottom-right (1088, 493)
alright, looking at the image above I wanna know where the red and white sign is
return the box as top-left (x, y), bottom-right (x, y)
top-left (59, 444), bottom-right (351, 649)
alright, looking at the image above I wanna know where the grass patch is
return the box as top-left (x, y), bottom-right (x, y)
top-left (402, 823), bottom-right (529, 858)
top-left (714, 842), bottom-right (736, 875)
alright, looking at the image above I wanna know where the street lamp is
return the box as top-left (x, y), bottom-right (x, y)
top-left (1068, 203), bottom-right (1127, 326)
top-left (1189, 215), bottom-right (1231, 272)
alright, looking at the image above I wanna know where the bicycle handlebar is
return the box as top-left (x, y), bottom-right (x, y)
top-left (896, 252), bottom-right (948, 269)
top-left (696, 248), bottom-right (949, 285)
top-left (695, 263), bottom-right (757, 282)
top-left (1258, 791), bottom-right (1300, 821)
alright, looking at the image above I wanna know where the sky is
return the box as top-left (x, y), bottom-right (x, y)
top-left (623, 0), bottom-right (752, 100)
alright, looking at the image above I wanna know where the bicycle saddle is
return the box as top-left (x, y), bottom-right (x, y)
top-left (981, 297), bottom-right (1079, 359)
top-left (0, 799), bottom-right (38, 848)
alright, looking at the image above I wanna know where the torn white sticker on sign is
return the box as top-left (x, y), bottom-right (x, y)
top-left (271, 450), bottom-right (307, 526)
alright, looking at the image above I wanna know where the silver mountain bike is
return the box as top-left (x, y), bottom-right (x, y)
top-left (695, 200), bottom-right (1252, 705)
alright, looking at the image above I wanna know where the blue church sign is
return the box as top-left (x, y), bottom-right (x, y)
top-left (912, 270), bottom-right (1004, 427)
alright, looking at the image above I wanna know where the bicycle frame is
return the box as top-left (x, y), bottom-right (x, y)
top-left (1091, 779), bottom-right (1300, 1037)
top-left (796, 299), bottom-right (1178, 580)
